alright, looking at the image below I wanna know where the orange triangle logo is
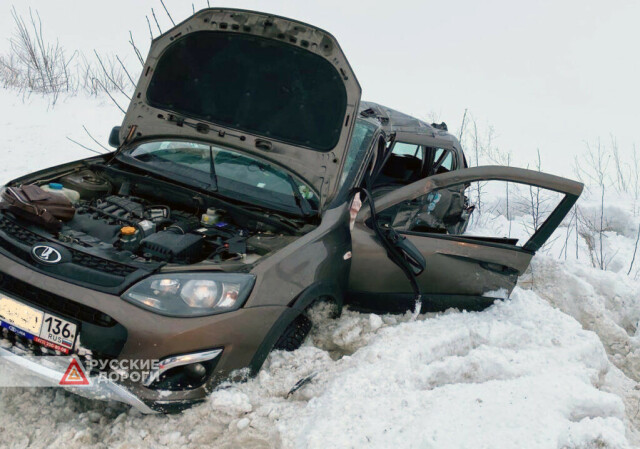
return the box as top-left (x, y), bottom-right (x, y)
top-left (59, 358), bottom-right (90, 386)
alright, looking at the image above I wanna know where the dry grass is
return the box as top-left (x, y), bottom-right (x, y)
top-left (0, 6), bottom-right (137, 105)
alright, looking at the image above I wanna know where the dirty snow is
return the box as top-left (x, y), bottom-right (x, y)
top-left (1, 92), bottom-right (640, 448)
top-left (0, 289), bottom-right (634, 449)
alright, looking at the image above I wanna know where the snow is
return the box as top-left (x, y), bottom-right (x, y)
top-left (464, 181), bottom-right (640, 281)
top-left (0, 288), bottom-right (634, 448)
top-left (527, 257), bottom-right (640, 379)
top-left (0, 89), bottom-right (123, 186)
top-left (0, 88), bottom-right (640, 448)
top-left (295, 293), bottom-right (620, 449)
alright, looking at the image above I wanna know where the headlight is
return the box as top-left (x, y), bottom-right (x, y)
top-left (121, 273), bottom-right (255, 317)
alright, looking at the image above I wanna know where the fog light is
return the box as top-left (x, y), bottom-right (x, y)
top-left (144, 349), bottom-right (222, 388)
top-left (185, 363), bottom-right (207, 380)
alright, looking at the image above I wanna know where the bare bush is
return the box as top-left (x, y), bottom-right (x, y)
top-left (574, 138), bottom-right (610, 187)
top-left (631, 145), bottom-right (640, 217)
top-left (459, 113), bottom-right (638, 276)
top-left (467, 117), bottom-right (492, 216)
top-left (559, 205), bottom-right (578, 260)
top-left (0, 53), bottom-right (22, 88)
top-left (527, 149), bottom-right (543, 230)
top-left (629, 224), bottom-right (640, 276)
top-left (578, 187), bottom-right (619, 270)
top-left (75, 53), bottom-right (130, 97)
top-left (2, 7), bottom-right (76, 103)
top-left (570, 137), bottom-right (640, 271)
top-left (0, 6), bottom-right (139, 105)
top-left (576, 135), bottom-right (639, 216)
top-left (461, 114), bottom-right (518, 236)
top-left (611, 134), bottom-right (627, 193)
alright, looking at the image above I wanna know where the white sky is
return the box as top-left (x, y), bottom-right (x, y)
top-left (1, 0), bottom-right (638, 176)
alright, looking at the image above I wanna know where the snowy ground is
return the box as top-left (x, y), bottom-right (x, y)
top-left (0, 289), bottom-right (635, 449)
top-left (1, 90), bottom-right (639, 448)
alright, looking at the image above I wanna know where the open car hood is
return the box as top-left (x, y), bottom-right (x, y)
top-left (120, 8), bottom-right (362, 209)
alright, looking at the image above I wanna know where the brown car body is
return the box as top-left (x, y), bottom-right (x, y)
top-left (0, 8), bottom-right (582, 413)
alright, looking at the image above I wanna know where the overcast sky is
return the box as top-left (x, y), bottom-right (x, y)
top-left (1, 0), bottom-right (637, 176)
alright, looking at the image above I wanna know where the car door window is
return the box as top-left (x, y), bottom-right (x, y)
top-left (374, 142), bottom-right (424, 187)
top-left (339, 119), bottom-right (378, 190)
top-left (393, 142), bottom-right (422, 158)
top-left (383, 178), bottom-right (571, 250)
top-left (430, 148), bottom-right (455, 175)
top-left (375, 147), bottom-right (458, 228)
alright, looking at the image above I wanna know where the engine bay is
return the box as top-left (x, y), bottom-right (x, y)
top-left (9, 166), bottom-right (309, 268)
top-left (62, 193), bottom-right (251, 264)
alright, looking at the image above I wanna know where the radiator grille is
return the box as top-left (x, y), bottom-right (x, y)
top-left (0, 272), bottom-right (117, 327)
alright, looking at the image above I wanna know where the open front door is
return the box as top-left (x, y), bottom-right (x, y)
top-left (347, 166), bottom-right (583, 313)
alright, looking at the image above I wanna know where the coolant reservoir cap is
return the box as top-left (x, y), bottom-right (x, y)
top-left (120, 226), bottom-right (137, 236)
top-left (49, 182), bottom-right (63, 190)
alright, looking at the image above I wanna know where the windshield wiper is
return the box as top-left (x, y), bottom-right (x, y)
top-left (208, 145), bottom-right (218, 191)
top-left (240, 157), bottom-right (314, 217)
top-left (284, 173), bottom-right (313, 217)
top-left (241, 205), bottom-right (304, 229)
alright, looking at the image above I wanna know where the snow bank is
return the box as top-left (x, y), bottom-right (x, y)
top-left (525, 257), bottom-right (640, 380)
top-left (284, 290), bottom-right (626, 449)
top-left (0, 290), bottom-right (632, 448)
top-left (521, 256), bottom-right (640, 444)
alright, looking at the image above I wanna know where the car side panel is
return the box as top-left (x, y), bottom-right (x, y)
top-left (244, 204), bottom-right (351, 308)
top-left (348, 220), bottom-right (532, 297)
top-left (348, 165), bottom-right (583, 311)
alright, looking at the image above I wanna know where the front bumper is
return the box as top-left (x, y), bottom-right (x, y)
top-left (0, 251), bottom-right (289, 412)
top-left (0, 345), bottom-right (156, 414)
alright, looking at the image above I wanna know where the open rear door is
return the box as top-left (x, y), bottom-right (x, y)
top-left (347, 166), bottom-right (583, 313)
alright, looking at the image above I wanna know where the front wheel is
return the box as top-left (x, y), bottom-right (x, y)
top-left (273, 314), bottom-right (312, 351)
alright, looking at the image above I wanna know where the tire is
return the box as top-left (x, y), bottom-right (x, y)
top-left (274, 313), bottom-right (312, 351)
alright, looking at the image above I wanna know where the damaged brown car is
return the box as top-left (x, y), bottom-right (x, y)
top-left (0, 8), bottom-right (582, 413)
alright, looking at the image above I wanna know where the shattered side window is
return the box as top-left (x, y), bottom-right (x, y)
top-left (386, 180), bottom-right (566, 249)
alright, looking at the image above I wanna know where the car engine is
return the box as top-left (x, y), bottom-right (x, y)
top-left (22, 168), bottom-right (300, 267)
top-left (56, 193), bottom-right (255, 264)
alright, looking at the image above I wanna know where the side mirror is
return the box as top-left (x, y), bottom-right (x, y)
top-left (108, 126), bottom-right (121, 148)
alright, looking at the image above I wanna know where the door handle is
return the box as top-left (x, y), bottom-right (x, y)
top-left (479, 261), bottom-right (518, 275)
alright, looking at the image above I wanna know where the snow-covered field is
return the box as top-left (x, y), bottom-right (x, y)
top-left (1, 90), bottom-right (640, 449)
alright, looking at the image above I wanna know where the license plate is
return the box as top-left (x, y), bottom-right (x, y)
top-left (0, 295), bottom-right (77, 354)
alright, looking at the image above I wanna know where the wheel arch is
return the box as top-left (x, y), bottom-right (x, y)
top-left (247, 281), bottom-right (343, 375)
